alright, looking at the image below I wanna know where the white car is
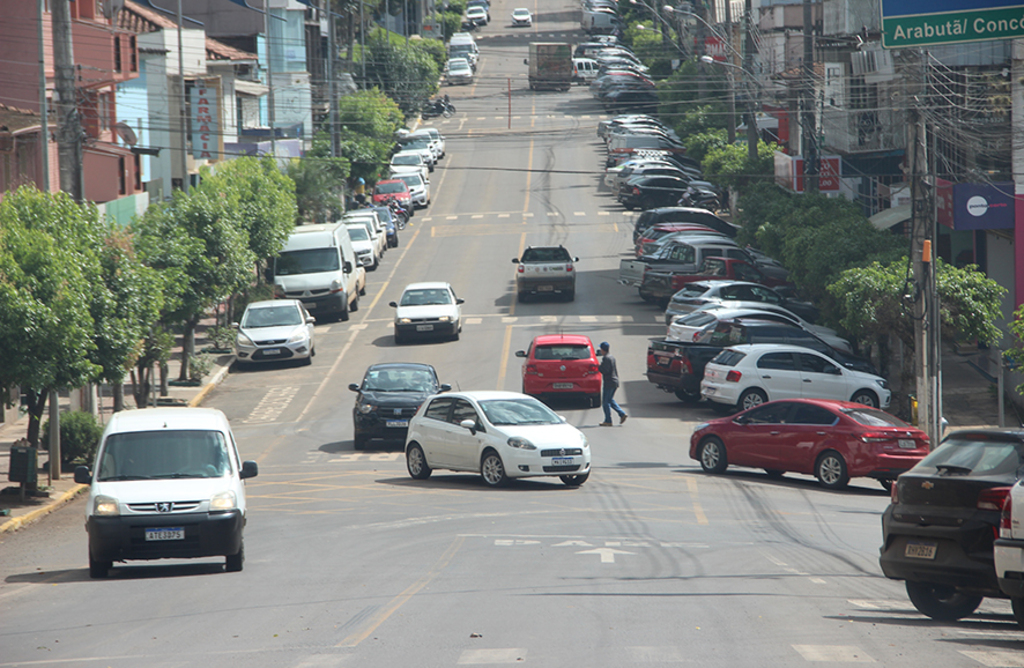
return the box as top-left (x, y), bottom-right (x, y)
top-left (511, 7), bottom-right (532, 26)
top-left (404, 391), bottom-right (592, 487)
top-left (995, 480), bottom-right (1024, 628)
top-left (389, 281), bottom-right (464, 344)
top-left (465, 5), bottom-right (488, 25)
top-left (234, 299), bottom-right (316, 365)
top-left (390, 151), bottom-right (429, 182)
top-left (394, 171), bottom-right (430, 208)
top-left (701, 343), bottom-right (891, 411)
top-left (416, 127), bottom-right (445, 157)
top-left (668, 307), bottom-right (852, 353)
top-left (342, 211), bottom-right (387, 260)
top-left (346, 223), bottom-right (378, 269)
top-left (447, 57), bottom-right (474, 85)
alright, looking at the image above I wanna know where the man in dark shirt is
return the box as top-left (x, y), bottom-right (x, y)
top-left (597, 341), bottom-right (627, 426)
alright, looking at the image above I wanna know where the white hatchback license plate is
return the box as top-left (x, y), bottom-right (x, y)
top-left (552, 457), bottom-right (573, 466)
top-left (552, 382), bottom-right (574, 389)
top-left (261, 348), bottom-right (281, 355)
top-left (904, 541), bottom-right (937, 559)
top-left (145, 528), bottom-right (184, 542)
top-left (386, 419), bottom-right (408, 428)
top-left (416, 324), bottom-right (434, 331)
top-left (898, 439), bottom-right (915, 449)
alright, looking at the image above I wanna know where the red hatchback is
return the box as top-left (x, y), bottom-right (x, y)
top-left (689, 398), bottom-right (930, 490)
top-left (515, 334), bottom-right (602, 407)
top-left (372, 179), bottom-right (412, 208)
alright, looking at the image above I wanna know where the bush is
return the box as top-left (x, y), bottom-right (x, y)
top-left (41, 411), bottom-right (104, 466)
top-left (189, 352), bottom-right (214, 382)
top-left (206, 325), bottom-right (236, 351)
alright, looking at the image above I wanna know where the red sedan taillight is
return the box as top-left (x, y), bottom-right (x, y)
top-left (978, 486), bottom-right (1012, 512)
top-left (566, 264), bottom-right (574, 272)
top-left (633, 186), bottom-right (641, 195)
top-left (524, 364), bottom-right (539, 376)
top-left (517, 265), bottom-right (524, 273)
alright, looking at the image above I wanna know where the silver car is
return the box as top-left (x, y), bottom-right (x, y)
top-left (234, 299), bottom-right (315, 365)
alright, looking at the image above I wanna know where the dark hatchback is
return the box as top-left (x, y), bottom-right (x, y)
top-left (879, 429), bottom-right (1024, 621)
top-left (349, 363), bottom-right (450, 449)
top-left (619, 175), bottom-right (692, 211)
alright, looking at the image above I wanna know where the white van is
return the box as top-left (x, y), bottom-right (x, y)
top-left (449, 32), bottom-right (479, 69)
top-left (573, 57), bottom-right (599, 83)
top-left (582, 8), bottom-right (622, 34)
top-left (74, 407), bottom-right (258, 578)
top-left (342, 209), bottom-right (387, 261)
top-left (272, 222), bottom-right (366, 322)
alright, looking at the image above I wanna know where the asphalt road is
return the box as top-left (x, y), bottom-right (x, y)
top-left (2, 1), bottom-right (1022, 666)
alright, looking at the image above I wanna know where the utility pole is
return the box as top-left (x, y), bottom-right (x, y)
top-left (176, 0), bottom-right (189, 192)
top-left (909, 104), bottom-right (934, 443)
top-left (802, 0), bottom-right (818, 193)
top-left (327, 3), bottom-right (340, 158)
top-left (51, 0), bottom-right (83, 202)
top-left (264, 0), bottom-right (277, 158)
top-left (37, 0), bottom-right (50, 192)
top-left (743, 0), bottom-right (757, 164)
top-left (724, 0), bottom-right (735, 144)
top-left (695, 0), bottom-right (706, 100)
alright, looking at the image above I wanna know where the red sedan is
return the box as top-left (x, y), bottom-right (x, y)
top-left (372, 179), bottom-right (412, 208)
top-left (515, 334), bottom-right (602, 407)
top-left (689, 398), bottom-right (930, 490)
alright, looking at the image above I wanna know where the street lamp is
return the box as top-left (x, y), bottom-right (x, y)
top-left (700, 54), bottom-right (759, 163)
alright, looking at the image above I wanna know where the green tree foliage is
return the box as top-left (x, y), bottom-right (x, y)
top-left (657, 60), bottom-right (728, 135)
top-left (684, 129), bottom-right (728, 164)
top-left (288, 132), bottom-right (352, 224)
top-left (623, 22), bottom-right (676, 78)
top-left (701, 139), bottom-right (776, 190)
top-left (432, 11), bottom-right (463, 40)
top-left (42, 411), bottom-right (103, 466)
top-left (363, 28), bottom-right (440, 114)
top-left (411, 37), bottom-right (447, 73)
top-left (337, 88), bottom-right (405, 183)
top-left (0, 187), bottom-right (103, 445)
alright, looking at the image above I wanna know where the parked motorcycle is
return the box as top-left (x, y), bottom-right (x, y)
top-left (422, 95), bottom-right (456, 119)
top-left (677, 185), bottom-right (721, 212)
top-left (385, 197), bottom-right (410, 230)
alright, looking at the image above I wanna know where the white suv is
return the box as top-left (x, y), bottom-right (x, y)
top-left (995, 480), bottom-right (1024, 628)
top-left (74, 407), bottom-right (258, 578)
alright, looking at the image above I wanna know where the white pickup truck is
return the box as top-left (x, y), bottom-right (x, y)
top-left (995, 479), bottom-right (1024, 628)
top-left (512, 246), bottom-right (579, 302)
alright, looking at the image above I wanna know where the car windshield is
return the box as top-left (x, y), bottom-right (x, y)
top-left (275, 248), bottom-right (340, 275)
top-left (363, 368), bottom-right (437, 392)
top-left (843, 408), bottom-right (909, 428)
top-left (398, 174), bottom-right (422, 187)
top-left (393, 155), bottom-right (421, 165)
top-left (347, 227), bottom-right (369, 241)
top-left (97, 430), bottom-right (231, 481)
top-left (376, 182), bottom-right (406, 194)
top-left (479, 398), bottom-right (561, 426)
top-left (242, 305), bottom-right (302, 328)
top-left (534, 344), bottom-right (591, 360)
top-left (914, 435), bottom-right (1023, 477)
top-left (400, 288), bottom-right (452, 306)
top-left (672, 285), bottom-right (709, 301)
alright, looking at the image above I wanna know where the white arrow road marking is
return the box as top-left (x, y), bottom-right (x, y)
top-left (576, 547), bottom-right (635, 563)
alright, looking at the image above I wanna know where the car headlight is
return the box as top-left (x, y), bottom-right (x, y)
top-left (579, 432), bottom-right (589, 449)
top-left (357, 402), bottom-right (376, 414)
top-left (210, 490), bottom-right (237, 511)
top-left (437, 316), bottom-right (451, 322)
top-left (236, 332), bottom-right (254, 347)
top-left (94, 495), bottom-right (120, 516)
top-left (398, 317), bottom-right (412, 325)
top-left (876, 379), bottom-right (889, 389)
top-left (507, 436), bottom-right (537, 450)
top-left (287, 330), bottom-right (308, 344)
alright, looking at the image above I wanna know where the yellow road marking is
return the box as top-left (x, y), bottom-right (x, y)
top-left (337, 535), bottom-right (465, 647)
top-left (686, 477), bottom-right (709, 525)
top-left (497, 323), bottom-right (514, 390)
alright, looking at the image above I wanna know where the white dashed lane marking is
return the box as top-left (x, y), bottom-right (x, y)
top-left (792, 645), bottom-right (875, 663)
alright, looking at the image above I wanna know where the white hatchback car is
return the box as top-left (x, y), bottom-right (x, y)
top-left (405, 391), bottom-right (592, 487)
top-left (701, 343), bottom-right (891, 411)
top-left (511, 7), bottom-right (532, 26)
top-left (394, 171), bottom-right (430, 208)
top-left (234, 299), bottom-right (316, 365)
top-left (345, 223), bottom-right (378, 269)
top-left (996, 480), bottom-right (1024, 627)
top-left (389, 281), bottom-right (464, 344)
top-left (390, 151), bottom-right (429, 182)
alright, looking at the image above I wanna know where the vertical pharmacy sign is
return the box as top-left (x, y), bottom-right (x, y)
top-left (191, 78), bottom-right (222, 162)
top-left (882, 0), bottom-right (1024, 48)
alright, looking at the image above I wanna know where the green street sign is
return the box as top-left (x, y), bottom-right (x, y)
top-left (882, 1), bottom-right (1024, 48)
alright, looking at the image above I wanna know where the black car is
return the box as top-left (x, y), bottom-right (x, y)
top-left (880, 429), bottom-right (1024, 620)
top-left (619, 175), bottom-right (695, 211)
top-left (632, 207), bottom-right (738, 241)
top-left (349, 363), bottom-right (450, 449)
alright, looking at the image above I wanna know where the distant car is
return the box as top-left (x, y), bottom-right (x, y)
top-left (369, 204), bottom-right (400, 248)
top-left (404, 391), bottom-right (592, 487)
top-left (394, 171), bottom-right (430, 209)
top-left (390, 151), bottom-right (430, 183)
top-left (465, 5), bottom-right (488, 26)
top-left (234, 299), bottom-right (315, 366)
top-left (389, 282), bottom-right (464, 344)
top-left (348, 363), bottom-right (451, 449)
top-left (345, 223), bottom-right (379, 270)
top-left (664, 280), bottom-right (820, 325)
top-left (618, 175), bottom-right (693, 210)
top-left (513, 245), bottom-right (578, 301)
top-left (881, 429), bottom-right (1024, 621)
top-left (515, 334), bottom-right (601, 407)
top-left (700, 344), bottom-right (891, 411)
top-left (511, 7), bottom-right (532, 26)
top-left (372, 179), bottom-right (412, 209)
top-left (446, 57), bottom-right (474, 85)
top-left (690, 398), bottom-right (929, 490)
top-left (995, 477), bottom-right (1024, 628)
top-left (669, 308), bottom-right (851, 353)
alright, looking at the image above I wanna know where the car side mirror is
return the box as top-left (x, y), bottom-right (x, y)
top-left (389, 301), bottom-right (398, 308)
top-left (306, 316), bottom-right (316, 324)
top-left (348, 383), bottom-right (361, 392)
top-left (343, 261), bottom-right (352, 274)
top-left (515, 350), bottom-right (527, 358)
top-left (573, 257), bottom-right (580, 262)
top-left (439, 383), bottom-right (452, 392)
top-left (523, 58), bottom-right (529, 65)
top-left (512, 258), bottom-right (520, 263)
top-left (231, 322), bottom-right (239, 328)
top-left (74, 466), bottom-right (92, 485)
top-left (240, 460), bottom-right (259, 480)
top-left (456, 298), bottom-right (465, 305)
top-left (460, 418), bottom-right (477, 434)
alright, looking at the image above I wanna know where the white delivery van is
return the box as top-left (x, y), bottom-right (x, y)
top-left (342, 209), bottom-right (388, 260)
top-left (74, 407), bottom-right (258, 578)
top-left (272, 222), bottom-right (366, 322)
top-left (573, 57), bottom-right (599, 83)
top-left (449, 32), bottom-right (479, 69)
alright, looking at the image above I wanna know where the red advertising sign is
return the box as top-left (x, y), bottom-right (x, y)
top-left (793, 156), bottom-right (841, 192)
top-left (704, 35), bottom-right (727, 62)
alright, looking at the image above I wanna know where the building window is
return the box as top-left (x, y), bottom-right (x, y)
top-left (118, 156), bottom-right (126, 195)
top-left (134, 153), bottom-right (141, 190)
top-left (129, 36), bottom-right (137, 71)
top-left (114, 35), bottom-right (122, 72)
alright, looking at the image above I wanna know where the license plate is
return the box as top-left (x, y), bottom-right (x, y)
top-left (552, 383), bottom-right (574, 389)
top-left (538, 285), bottom-right (554, 292)
top-left (904, 540), bottom-right (937, 559)
top-left (704, 387), bottom-right (716, 395)
top-left (552, 457), bottom-right (573, 466)
top-left (386, 419), bottom-right (409, 428)
top-left (302, 302), bottom-right (316, 309)
top-left (261, 348), bottom-right (281, 355)
top-left (898, 439), bottom-right (915, 449)
top-left (656, 357), bottom-right (671, 366)
top-left (416, 324), bottom-right (434, 331)
top-left (145, 527), bottom-right (184, 542)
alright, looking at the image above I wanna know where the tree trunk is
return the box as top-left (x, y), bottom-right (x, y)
top-left (160, 361), bottom-right (169, 396)
top-left (112, 377), bottom-right (125, 412)
top-left (130, 366), bottom-right (150, 408)
top-left (23, 389), bottom-right (49, 447)
top-left (179, 317), bottom-right (197, 380)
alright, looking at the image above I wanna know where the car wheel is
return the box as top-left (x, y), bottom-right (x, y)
top-left (480, 450), bottom-right (508, 487)
top-left (302, 353), bottom-right (313, 366)
top-left (225, 539), bottom-right (244, 572)
top-left (698, 436), bottom-right (728, 474)
top-left (738, 388), bottom-right (767, 411)
top-left (560, 472), bottom-right (590, 486)
top-left (89, 553), bottom-right (111, 579)
top-left (879, 479), bottom-right (893, 492)
top-left (764, 469), bottom-right (785, 479)
top-left (674, 387), bottom-right (699, 403)
top-left (815, 451), bottom-right (849, 489)
top-left (851, 390), bottom-right (879, 407)
top-left (359, 283), bottom-right (367, 296)
top-left (565, 289), bottom-right (575, 302)
top-left (339, 305), bottom-right (349, 322)
top-left (905, 581), bottom-right (983, 621)
top-left (589, 393), bottom-right (601, 408)
top-left (353, 433), bottom-right (368, 450)
top-left (369, 255), bottom-right (379, 271)
top-left (406, 443), bottom-right (432, 480)
top-left (350, 294), bottom-right (359, 312)
top-left (1012, 597), bottom-right (1024, 630)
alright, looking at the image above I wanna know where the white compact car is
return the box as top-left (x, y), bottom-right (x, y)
top-left (446, 57), bottom-right (474, 85)
top-left (389, 281), bottom-right (464, 344)
top-left (346, 223), bottom-right (378, 269)
top-left (511, 7), bottom-right (532, 26)
top-left (74, 407), bottom-right (258, 578)
top-left (394, 171), bottom-right (430, 208)
top-left (405, 391), bottom-right (591, 487)
top-left (701, 343), bottom-right (891, 411)
top-left (390, 151), bottom-right (429, 182)
top-left (996, 480), bottom-right (1024, 628)
top-left (234, 299), bottom-right (316, 365)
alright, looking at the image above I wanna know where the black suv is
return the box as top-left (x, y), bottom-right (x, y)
top-left (349, 363), bottom-right (450, 449)
top-left (880, 429), bottom-right (1024, 621)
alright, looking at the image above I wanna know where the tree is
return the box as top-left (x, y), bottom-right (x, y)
top-left (288, 131), bottom-right (351, 224)
top-left (337, 88), bottom-right (404, 184)
top-left (701, 139), bottom-right (777, 190)
top-left (363, 28), bottom-right (440, 114)
top-left (0, 187), bottom-right (102, 445)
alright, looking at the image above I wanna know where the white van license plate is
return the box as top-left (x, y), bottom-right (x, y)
top-left (145, 528), bottom-right (184, 541)
top-left (416, 324), bottom-right (434, 331)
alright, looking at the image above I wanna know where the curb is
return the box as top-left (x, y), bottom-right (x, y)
top-left (188, 362), bottom-right (232, 408)
top-left (0, 483), bottom-right (87, 534)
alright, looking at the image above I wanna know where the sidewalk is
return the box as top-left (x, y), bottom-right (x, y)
top-left (0, 316), bottom-right (234, 534)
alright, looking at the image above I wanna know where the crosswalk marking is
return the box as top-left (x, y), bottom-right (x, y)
top-left (792, 646), bottom-right (874, 663)
top-left (465, 317), bottom-right (482, 325)
top-left (573, 211), bottom-right (586, 216)
top-left (457, 648), bottom-right (526, 664)
top-left (959, 650), bottom-right (1024, 667)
